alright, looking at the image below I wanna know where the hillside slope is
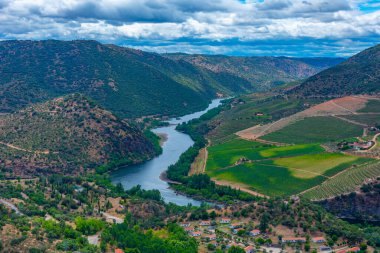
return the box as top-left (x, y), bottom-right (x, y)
top-left (0, 40), bottom-right (343, 117)
top-left (290, 44), bottom-right (380, 96)
top-left (164, 54), bottom-right (344, 90)
top-left (0, 94), bottom-right (158, 176)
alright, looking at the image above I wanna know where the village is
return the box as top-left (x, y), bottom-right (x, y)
top-left (176, 217), bottom-right (361, 253)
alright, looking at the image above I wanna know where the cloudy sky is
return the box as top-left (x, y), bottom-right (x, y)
top-left (0, 0), bottom-right (379, 57)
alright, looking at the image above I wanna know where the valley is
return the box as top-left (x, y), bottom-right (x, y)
top-left (0, 39), bottom-right (379, 253)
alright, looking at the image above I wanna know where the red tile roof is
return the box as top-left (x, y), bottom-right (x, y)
top-left (115, 249), bottom-right (124, 253)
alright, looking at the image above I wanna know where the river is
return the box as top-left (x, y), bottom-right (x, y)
top-left (111, 99), bottom-right (223, 206)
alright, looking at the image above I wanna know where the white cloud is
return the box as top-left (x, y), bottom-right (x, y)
top-left (0, 0), bottom-right (379, 56)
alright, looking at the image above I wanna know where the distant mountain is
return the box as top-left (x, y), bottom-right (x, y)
top-left (0, 40), bottom-right (343, 117)
top-left (164, 54), bottom-right (344, 90)
top-left (290, 44), bottom-right (380, 96)
top-left (0, 94), bottom-right (158, 176)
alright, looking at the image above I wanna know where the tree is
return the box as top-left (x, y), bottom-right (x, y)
top-left (260, 212), bottom-right (270, 233)
top-left (228, 246), bottom-right (245, 253)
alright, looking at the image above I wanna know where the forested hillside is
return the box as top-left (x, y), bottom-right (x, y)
top-left (165, 54), bottom-right (344, 90)
top-left (290, 44), bottom-right (380, 96)
top-left (0, 40), bottom-right (342, 118)
top-left (0, 94), bottom-right (158, 176)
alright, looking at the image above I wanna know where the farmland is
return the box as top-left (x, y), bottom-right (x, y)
top-left (358, 99), bottom-right (380, 113)
top-left (206, 138), bottom-right (324, 171)
top-left (205, 95), bottom-right (324, 144)
top-left (261, 116), bottom-right (363, 144)
top-left (205, 137), bottom-right (370, 197)
top-left (341, 114), bottom-right (380, 126)
top-left (302, 161), bottom-right (380, 200)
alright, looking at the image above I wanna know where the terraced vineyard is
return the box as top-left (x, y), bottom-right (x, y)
top-left (302, 161), bottom-right (380, 200)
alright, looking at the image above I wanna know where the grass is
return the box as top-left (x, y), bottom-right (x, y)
top-left (358, 100), bottom-right (380, 113)
top-left (205, 137), bottom-right (372, 197)
top-left (261, 116), bottom-right (363, 144)
top-left (206, 138), bottom-right (324, 171)
top-left (209, 163), bottom-right (326, 197)
top-left (302, 161), bottom-right (380, 200)
top-left (271, 153), bottom-right (365, 179)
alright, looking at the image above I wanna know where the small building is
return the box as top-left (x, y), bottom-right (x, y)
top-left (180, 222), bottom-right (191, 227)
top-left (249, 229), bottom-right (261, 237)
top-left (312, 237), bottom-right (326, 243)
top-left (115, 249), bottom-right (124, 253)
top-left (220, 217), bottom-right (231, 224)
top-left (245, 245), bottom-right (254, 253)
top-left (200, 220), bottom-right (211, 226)
top-left (185, 227), bottom-right (194, 233)
top-left (233, 228), bottom-right (245, 235)
top-left (282, 237), bottom-right (307, 243)
top-left (191, 231), bottom-right (202, 237)
top-left (230, 223), bottom-right (242, 229)
top-left (255, 112), bottom-right (264, 116)
top-left (203, 234), bottom-right (217, 241)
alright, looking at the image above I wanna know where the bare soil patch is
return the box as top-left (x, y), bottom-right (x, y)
top-left (237, 96), bottom-right (372, 140)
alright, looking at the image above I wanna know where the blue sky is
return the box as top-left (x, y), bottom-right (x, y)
top-left (0, 0), bottom-right (379, 57)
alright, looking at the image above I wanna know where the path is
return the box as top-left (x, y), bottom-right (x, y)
top-left (368, 133), bottom-right (380, 151)
top-left (0, 199), bottom-right (23, 215)
top-left (332, 115), bottom-right (367, 127)
top-left (101, 212), bottom-right (124, 224)
top-left (0, 141), bottom-right (50, 154)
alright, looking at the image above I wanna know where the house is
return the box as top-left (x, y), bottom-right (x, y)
top-left (180, 222), bottom-right (191, 227)
top-left (232, 228), bottom-right (245, 235)
top-left (312, 237), bottom-right (326, 243)
top-left (191, 231), bottom-right (202, 237)
top-left (200, 220), bottom-right (211, 226)
top-left (254, 112), bottom-right (264, 116)
top-left (245, 245), bottom-right (254, 253)
top-left (203, 234), bottom-right (217, 241)
top-left (220, 217), bottom-right (231, 224)
top-left (282, 237), bottom-right (307, 243)
top-left (249, 229), bottom-right (261, 237)
top-left (185, 227), bottom-right (194, 233)
top-left (229, 223), bottom-right (242, 229)
top-left (115, 249), bottom-right (124, 253)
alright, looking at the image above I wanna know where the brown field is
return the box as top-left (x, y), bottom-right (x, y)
top-left (237, 96), bottom-right (375, 140)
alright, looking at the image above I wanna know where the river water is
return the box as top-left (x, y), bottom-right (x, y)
top-left (111, 99), bottom-right (223, 206)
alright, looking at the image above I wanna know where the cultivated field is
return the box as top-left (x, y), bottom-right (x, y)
top-left (302, 161), bottom-right (380, 200)
top-left (206, 138), bottom-right (324, 171)
top-left (237, 96), bottom-right (372, 141)
top-left (260, 116), bottom-right (363, 144)
top-left (205, 138), bottom-right (370, 197)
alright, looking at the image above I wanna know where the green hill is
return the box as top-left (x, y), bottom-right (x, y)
top-left (0, 40), bottom-right (342, 118)
top-left (0, 94), bottom-right (158, 176)
top-left (290, 44), bottom-right (380, 96)
top-left (164, 54), bottom-right (344, 91)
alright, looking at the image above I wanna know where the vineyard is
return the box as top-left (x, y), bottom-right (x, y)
top-left (301, 161), bottom-right (380, 200)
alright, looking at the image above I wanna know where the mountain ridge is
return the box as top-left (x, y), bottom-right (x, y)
top-left (0, 40), bottom-right (343, 118)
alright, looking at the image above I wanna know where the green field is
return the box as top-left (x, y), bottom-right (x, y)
top-left (205, 138), bottom-right (371, 197)
top-left (271, 153), bottom-right (363, 178)
top-left (206, 138), bottom-right (324, 171)
top-left (209, 163), bottom-right (326, 196)
top-left (261, 116), bottom-right (363, 144)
